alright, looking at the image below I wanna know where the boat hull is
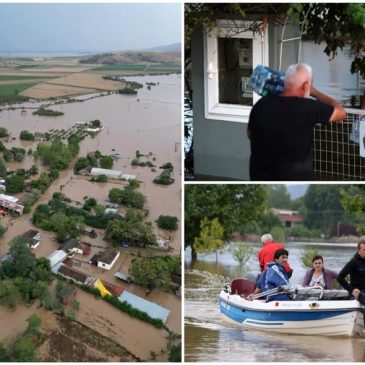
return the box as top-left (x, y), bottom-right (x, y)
top-left (220, 291), bottom-right (365, 337)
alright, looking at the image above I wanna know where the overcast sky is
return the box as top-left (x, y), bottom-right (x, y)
top-left (0, 3), bottom-right (181, 54)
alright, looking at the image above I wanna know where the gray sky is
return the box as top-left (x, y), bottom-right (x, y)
top-left (0, 3), bottom-right (181, 54)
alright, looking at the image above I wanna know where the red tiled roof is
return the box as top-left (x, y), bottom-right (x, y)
top-left (278, 214), bottom-right (303, 222)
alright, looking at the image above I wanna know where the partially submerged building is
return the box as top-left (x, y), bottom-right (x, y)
top-left (22, 230), bottom-right (40, 249)
top-left (60, 238), bottom-right (83, 255)
top-left (57, 264), bottom-right (96, 286)
top-left (57, 286), bottom-right (77, 305)
top-left (90, 168), bottom-right (136, 181)
top-left (89, 249), bottom-right (120, 271)
top-left (47, 250), bottom-right (68, 269)
top-left (0, 193), bottom-right (24, 215)
top-left (119, 291), bottom-right (170, 324)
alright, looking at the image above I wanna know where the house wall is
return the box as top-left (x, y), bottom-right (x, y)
top-left (97, 251), bottom-right (120, 271)
top-left (192, 22), bottom-right (300, 180)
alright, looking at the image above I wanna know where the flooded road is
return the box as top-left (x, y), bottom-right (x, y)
top-left (185, 242), bottom-right (365, 362)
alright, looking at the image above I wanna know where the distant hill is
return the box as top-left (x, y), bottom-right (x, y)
top-left (80, 47), bottom-right (181, 65)
top-left (144, 43), bottom-right (181, 52)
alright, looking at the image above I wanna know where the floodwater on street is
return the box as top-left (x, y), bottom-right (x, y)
top-left (185, 241), bottom-right (365, 362)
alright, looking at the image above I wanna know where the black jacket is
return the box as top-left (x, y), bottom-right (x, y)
top-left (337, 253), bottom-right (365, 293)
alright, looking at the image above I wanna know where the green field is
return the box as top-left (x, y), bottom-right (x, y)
top-left (0, 75), bottom-right (53, 81)
top-left (92, 63), bottom-right (181, 73)
top-left (0, 82), bottom-right (37, 96)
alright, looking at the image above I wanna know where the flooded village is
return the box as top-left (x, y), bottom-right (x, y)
top-left (0, 49), bottom-right (181, 361)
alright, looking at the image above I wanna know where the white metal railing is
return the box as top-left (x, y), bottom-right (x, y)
top-left (313, 108), bottom-right (365, 180)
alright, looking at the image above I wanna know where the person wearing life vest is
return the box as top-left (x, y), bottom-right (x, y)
top-left (258, 233), bottom-right (293, 278)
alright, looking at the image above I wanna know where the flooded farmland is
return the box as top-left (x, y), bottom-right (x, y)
top-left (0, 73), bottom-right (181, 361)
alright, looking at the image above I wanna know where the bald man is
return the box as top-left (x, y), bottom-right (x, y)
top-left (247, 63), bottom-right (346, 181)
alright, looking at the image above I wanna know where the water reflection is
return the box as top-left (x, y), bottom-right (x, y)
top-left (185, 241), bottom-right (365, 362)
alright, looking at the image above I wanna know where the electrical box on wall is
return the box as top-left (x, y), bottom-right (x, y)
top-left (236, 39), bottom-right (253, 68)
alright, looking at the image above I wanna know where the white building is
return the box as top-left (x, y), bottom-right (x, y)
top-left (90, 168), bottom-right (123, 179)
top-left (97, 250), bottom-right (120, 271)
top-left (47, 250), bottom-right (68, 268)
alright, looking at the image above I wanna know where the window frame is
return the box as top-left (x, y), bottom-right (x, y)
top-left (203, 20), bottom-right (269, 123)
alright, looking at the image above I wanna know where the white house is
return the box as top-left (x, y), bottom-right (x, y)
top-left (97, 250), bottom-right (120, 271)
top-left (60, 238), bottom-right (83, 255)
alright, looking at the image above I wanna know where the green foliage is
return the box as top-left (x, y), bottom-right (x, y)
top-left (271, 226), bottom-right (286, 242)
top-left (153, 169), bottom-right (174, 185)
top-left (231, 244), bottom-right (252, 266)
top-left (5, 174), bottom-right (25, 193)
top-left (267, 185), bottom-right (292, 209)
top-left (185, 185), bottom-right (267, 251)
top-left (19, 130), bottom-right (34, 141)
top-left (301, 248), bottom-right (322, 268)
top-left (0, 279), bottom-right (20, 309)
top-left (0, 127), bottom-right (9, 137)
top-left (84, 197), bottom-right (97, 210)
top-left (0, 343), bottom-right (10, 361)
top-left (128, 179), bottom-right (140, 189)
top-left (33, 107), bottom-right (64, 116)
top-left (156, 215), bottom-right (179, 230)
top-left (96, 174), bottom-right (108, 182)
top-left (0, 158), bottom-right (6, 177)
top-left (90, 119), bottom-right (101, 128)
top-left (168, 343), bottom-right (181, 362)
top-left (11, 336), bottom-right (37, 362)
top-left (129, 255), bottom-right (179, 290)
top-left (304, 185), bottom-right (352, 234)
top-left (0, 225), bottom-right (5, 237)
top-left (105, 218), bottom-right (156, 247)
top-left (25, 314), bottom-right (42, 337)
top-left (108, 188), bottom-right (145, 209)
top-left (36, 135), bottom-right (79, 170)
top-left (194, 218), bottom-right (224, 258)
top-left (100, 155), bottom-right (113, 169)
top-left (94, 204), bottom-right (106, 216)
top-left (74, 157), bottom-right (90, 172)
top-left (117, 87), bottom-right (138, 95)
top-left (161, 162), bottom-right (174, 170)
top-left (340, 185), bottom-right (365, 234)
top-left (289, 224), bottom-right (321, 238)
top-left (28, 164), bottom-right (39, 175)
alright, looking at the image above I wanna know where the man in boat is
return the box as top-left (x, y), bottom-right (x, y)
top-left (247, 63), bottom-right (346, 181)
top-left (248, 248), bottom-right (291, 301)
top-left (337, 240), bottom-right (365, 306)
top-left (258, 234), bottom-right (293, 277)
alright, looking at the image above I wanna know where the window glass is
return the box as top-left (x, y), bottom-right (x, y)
top-left (218, 37), bottom-right (253, 106)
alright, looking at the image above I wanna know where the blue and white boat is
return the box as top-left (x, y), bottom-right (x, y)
top-left (219, 278), bottom-right (365, 337)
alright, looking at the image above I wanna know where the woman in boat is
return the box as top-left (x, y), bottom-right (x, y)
top-left (303, 255), bottom-right (338, 289)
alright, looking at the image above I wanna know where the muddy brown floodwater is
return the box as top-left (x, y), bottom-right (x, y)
top-left (185, 242), bottom-right (365, 362)
top-left (0, 74), bottom-right (181, 360)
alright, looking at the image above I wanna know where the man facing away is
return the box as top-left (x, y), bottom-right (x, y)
top-left (337, 240), bottom-right (365, 306)
top-left (258, 233), bottom-right (293, 277)
top-left (258, 248), bottom-right (292, 301)
top-left (247, 63), bottom-right (346, 181)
